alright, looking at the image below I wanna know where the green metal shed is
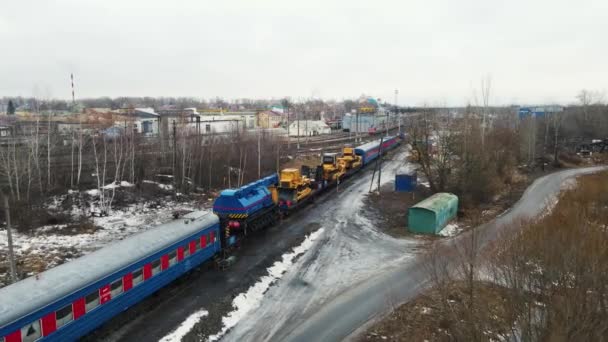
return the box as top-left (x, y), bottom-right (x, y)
top-left (408, 192), bottom-right (458, 234)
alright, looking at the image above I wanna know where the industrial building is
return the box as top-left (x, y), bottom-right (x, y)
top-left (288, 120), bottom-right (331, 137)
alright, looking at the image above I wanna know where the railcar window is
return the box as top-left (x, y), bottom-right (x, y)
top-left (168, 251), bottom-right (177, 266)
top-left (85, 290), bottom-right (100, 312)
top-left (183, 245), bottom-right (190, 258)
top-left (151, 259), bottom-right (161, 275)
top-left (56, 304), bottom-right (73, 328)
top-left (21, 320), bottom-right (41, 342)
top-left (110, 279), bottom-right (123, 297)
top-left (132, 268), bottom-right (144, 286)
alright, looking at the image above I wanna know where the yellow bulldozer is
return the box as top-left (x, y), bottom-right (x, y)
top-left (321, 153), bottom-right (346, 182)
top-left (337, 147), bottom-right (362, 170)
top-left (277, 168), bottom-right (313, 207)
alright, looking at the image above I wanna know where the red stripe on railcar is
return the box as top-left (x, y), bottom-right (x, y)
top-left (177, 247), bottom-right (184, 261)
top-left (73, 298), bottom-right (85, 320)
top-left (41, 312), bottom-right (57, 336)
top-left (161, 255), bottom-right (169, 270)
top-left (200, 235), bottom-right (207, 248)
top-left (123, 272), bottom-right (133, 292)
top-left (210, 231), bottom-right (215, 244)
top-left (4, 330), bottom-right (20, 342)
top-left (143, 264), bottom-right (152, 280)
top-left (189, 240), bottom-right (196, 254)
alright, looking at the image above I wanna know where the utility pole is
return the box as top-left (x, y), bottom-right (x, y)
top-left (356, 110), bottom-right (360, 142)
top-left (386, 110), bottom-right (389, 137)
top-left (377, 141), bottom-right (383, 193)
top-left (286, 107), bottom-right (290, 149)
top-left (395, 89), bottom-right (400, 135)
top-left (297, 109), bottom-right (300, 150)
top-left (2, 192), bottom-right (18, 283)
top-left (369, 137), bottom-right (384, 193)
top-left (257, 129), bottom-right (261, 178)
top-left (172, 120), bottom-right (177, 175)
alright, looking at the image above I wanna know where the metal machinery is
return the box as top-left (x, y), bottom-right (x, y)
top-left (213, 174), bottom-right (279, 246)
top-left (321, 153), bottom-right (346, 182)
top-left (277, 168), bottom-right (313, 211)
top-left (337, 147), bottom-right (362, 171)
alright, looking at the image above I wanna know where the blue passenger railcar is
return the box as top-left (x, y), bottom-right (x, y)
top-left (0, 211), bottom-right (219, 342)
top-left (355, 135), bottom-right (400, 165)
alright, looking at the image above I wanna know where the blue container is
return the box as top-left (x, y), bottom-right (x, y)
top-left (395, 172), bottom-right (416, 192)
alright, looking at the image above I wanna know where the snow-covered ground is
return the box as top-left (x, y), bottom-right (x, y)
top-left (0, 185), bottom-right (207, 287)
top-left (207, 229), bottom-right (325, 341)
top-left (220, 148), bottom-right (421, 341)
top-left (159, 309), bottom-right (209, 342)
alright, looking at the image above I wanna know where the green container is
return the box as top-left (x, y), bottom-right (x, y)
top-left (408, 193), bottom-right (458, 234)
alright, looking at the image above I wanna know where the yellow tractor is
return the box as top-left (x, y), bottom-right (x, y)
top-left (337, 147), bottom-right (362, 170)
top-left (321, 153), bottom-right (346, 182)
top-left (278, 168), bottom-right (313, 209)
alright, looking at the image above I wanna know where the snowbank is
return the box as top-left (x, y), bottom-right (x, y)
top-left (208, 228), bottom-right (325, 341)
top-left (0, 199), bottom-right (199, 287)
top-left (438, 223), bottom-right (461, 237)
top-left (159, 309), bottom-right (209, 342)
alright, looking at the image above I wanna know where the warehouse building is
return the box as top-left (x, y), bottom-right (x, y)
top-left (288, 120), bottom-right (331, 137)
top-left (408, 192), bottom-right (458, 234)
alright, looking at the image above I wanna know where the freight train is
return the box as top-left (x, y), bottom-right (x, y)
top-left (0, 136), bottom-right (400, 342)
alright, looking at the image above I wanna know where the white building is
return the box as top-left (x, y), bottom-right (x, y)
top-left (288, 120), bottom-right (331, 137)
top-left (198, 111), bottom-right (257, 130)
top-left (132, 108), bottom-right (160, 135)
top-left (190, 118), bottom-right (242, 135)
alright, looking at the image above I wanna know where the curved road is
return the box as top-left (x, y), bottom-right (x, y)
top-left (223, 165), bottom-right (607, 342)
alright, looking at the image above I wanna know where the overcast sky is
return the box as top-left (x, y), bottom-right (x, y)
top-left (1, 0), bottom-right (606, 106)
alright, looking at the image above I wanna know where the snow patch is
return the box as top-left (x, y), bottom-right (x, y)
top-left (86, 189), bottom-right (100, 196)
top-left (143, 180), bottom-right (174, 191)
top-left (159, 309), bottom-right (208, 342)
top-left (438, 223), bottom-right (461, 237)
top-left (208, 228), bottom-right (325, 341)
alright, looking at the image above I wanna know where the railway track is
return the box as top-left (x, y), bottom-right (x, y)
top-left (290, 126), bottom-right (404, 156)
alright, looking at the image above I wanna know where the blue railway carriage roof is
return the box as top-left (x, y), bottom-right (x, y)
top-left (0, 211), bottom-right (218, 327)
top-left (355, 135), bottom-right (397, 153)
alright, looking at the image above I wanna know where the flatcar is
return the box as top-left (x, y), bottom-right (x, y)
top-left (0, 211), bottom-right (219, 342)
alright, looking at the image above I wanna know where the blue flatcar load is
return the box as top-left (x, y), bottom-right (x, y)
top-left (212, 173), bottom-right (278, 220)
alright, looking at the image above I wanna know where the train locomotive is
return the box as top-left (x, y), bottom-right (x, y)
top-left (0, 136), bottom-right (400, 342)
